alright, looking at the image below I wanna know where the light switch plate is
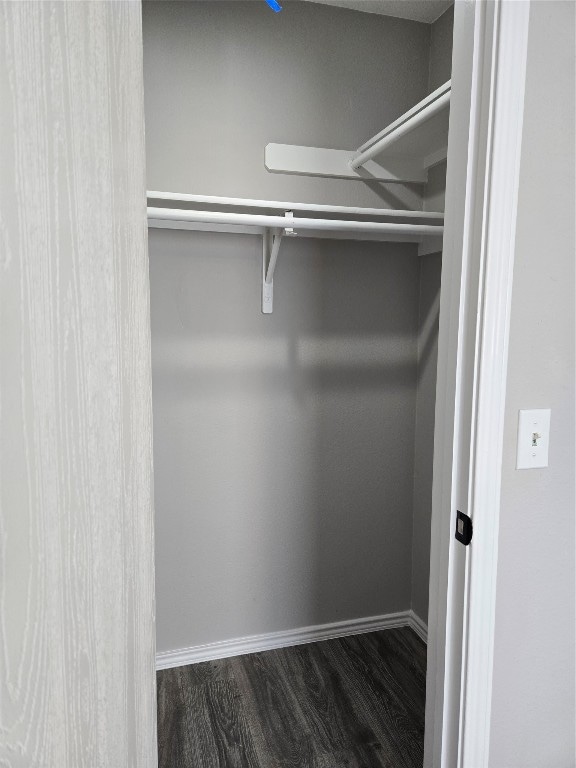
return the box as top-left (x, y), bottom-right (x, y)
top-left (516, 409), bottom-right (551, 469)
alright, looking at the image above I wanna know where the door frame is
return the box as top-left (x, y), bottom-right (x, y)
top-left (141, 0), bottom-right (533, 764)
top-left (425, 1), bottom-right (531, 766)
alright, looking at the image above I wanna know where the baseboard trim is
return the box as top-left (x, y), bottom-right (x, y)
top-left (156, 610), bottom-right (428, 670)
top-left (408, 609), bottom-right (428, 644)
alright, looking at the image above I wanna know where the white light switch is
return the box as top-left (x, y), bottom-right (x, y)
top-left (516, 409), bottom-right (551, 469)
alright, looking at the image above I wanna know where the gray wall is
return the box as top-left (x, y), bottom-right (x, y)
top-left (427, 3), bottom-right (454, 91)
top-left (0, 2), bottom-right (156, 765)
top-left (142, 0), bottom-right (430, 211)
top-left (411, 254), bottom-right (442, 622)
top-left (143, 1), bottom-right (442, 653)
top-left (150, 231), bottom-right (419, 651)
top-left (489, 2), bottom-right (575, 765)
top-left (411, 5), bottom-right (453, 623)
top-left (424, 3), bottom-right (454, 215)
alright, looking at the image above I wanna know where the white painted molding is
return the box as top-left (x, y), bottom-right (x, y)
top-left (425, 2), bottom-right (531, 765)
top-left (156, 610), bottom-right (428, 670)
top-left (425, 2), bottom-right (500, 765)
top-left (459, 2), bottom-right (531, 766)
top-left (409, 610), bottom-right (429, 644)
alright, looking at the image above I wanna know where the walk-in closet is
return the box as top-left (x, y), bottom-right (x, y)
top-left (143, 2), bottom-right (454, 765)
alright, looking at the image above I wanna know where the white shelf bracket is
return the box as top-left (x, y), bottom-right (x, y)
top-left (262, 212), bottom-right (295, 314)
top-left (261, 230), bottom-right (278, 314)
top-left (264, 81), bottom-right (451, 184)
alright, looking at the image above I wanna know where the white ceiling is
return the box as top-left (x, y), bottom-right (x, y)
top-left (299, 0), bottom-right (453, 24)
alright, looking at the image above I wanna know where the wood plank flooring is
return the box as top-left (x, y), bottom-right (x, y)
top-left (157, 627), bottom-right (426, 768)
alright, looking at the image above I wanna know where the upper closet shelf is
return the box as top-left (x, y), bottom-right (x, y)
top-left (147, 192), bottom-right (444, 313)
top-left (264, 80), bottom-right (451, 184)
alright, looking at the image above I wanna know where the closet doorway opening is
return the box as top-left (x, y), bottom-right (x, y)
top-left (142, 1), bottom-right (523, 765)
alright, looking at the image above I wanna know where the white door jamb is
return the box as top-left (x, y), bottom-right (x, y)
top-left (425, 1), bottom-right (531, 766)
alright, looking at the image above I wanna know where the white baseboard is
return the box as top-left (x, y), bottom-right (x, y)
top-left (156, 609), bottom-right (428, 670)
top-left (408, 609), bottom-right (428, 644)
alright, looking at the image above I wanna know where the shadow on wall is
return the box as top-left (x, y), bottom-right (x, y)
top-left (417, 259), bottom-right (441, 379)
top-left (411, 251), bottom-right (442, 623)
top-left (149, 228), bottom-right (421, 652)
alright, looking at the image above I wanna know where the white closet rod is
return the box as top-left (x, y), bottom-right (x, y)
top-left (147, 207), bottom-right (444, 237)
top-left (351, 82), bottom-right (451, 170)
top-left (147, 191), bottom-right (444, 221)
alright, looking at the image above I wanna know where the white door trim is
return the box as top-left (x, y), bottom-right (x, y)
top-left (425, 1), bottom-right (532, 766)
top-left (459, 2), bottom-right (531, 765)
top-left (425, 1), bottom-right (497, 762)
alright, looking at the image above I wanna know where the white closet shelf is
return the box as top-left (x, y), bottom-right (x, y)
top-left (147, 191), bottom-right (445, 220)
top-left (147, 193), bottom-right (444, 314)
top-left (264, 80), bottom-right (451, 183)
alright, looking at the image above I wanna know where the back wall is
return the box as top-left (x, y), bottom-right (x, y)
top-left (150, 231), bottom-right (420, 651)
top-left (143, 0), bottom-right (435, 653)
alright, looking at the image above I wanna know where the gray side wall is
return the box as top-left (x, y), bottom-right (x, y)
top-left (143, 1), bottom-right (430, 653)
top-left (489, 2), bottom-right (575, 765)
top-left (0, 3), bottom-right (156, 765)
top-left (411, 252), bottom-right (442, 622)
top-left (424, 4), bottom-right (454, 215)
top-left (428, 3), bottom-right (454, 91)
top-left (411, 5), bottom-right (453, 623)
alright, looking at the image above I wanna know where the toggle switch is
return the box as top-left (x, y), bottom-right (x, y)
top-left (516, 409), bottom-right (551, 469)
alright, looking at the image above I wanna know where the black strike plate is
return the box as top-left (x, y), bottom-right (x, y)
top-left (455, 510), bottom-right (473, 546)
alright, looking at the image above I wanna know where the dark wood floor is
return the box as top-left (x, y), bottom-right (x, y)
top-left (157, 627), bottom-right (426, 768)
